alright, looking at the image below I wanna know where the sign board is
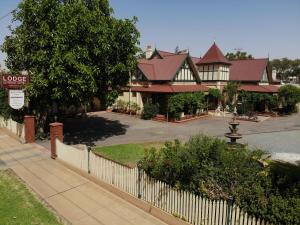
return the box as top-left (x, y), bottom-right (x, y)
top-left (9, 90), bottom-right (25, 110)
top-left (1, 75), bottom-right (28, 89)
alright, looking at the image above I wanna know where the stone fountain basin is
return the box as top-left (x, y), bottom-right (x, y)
top-left (225, 133), bottom-right (242, 139)
top-left (228, 121), bottom-right (240, 125)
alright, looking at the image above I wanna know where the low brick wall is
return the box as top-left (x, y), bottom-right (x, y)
top-left (0, 116), bottom-right (25, 141)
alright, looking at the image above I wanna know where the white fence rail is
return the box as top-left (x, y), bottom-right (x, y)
top-left (0, 116), bottom-right (25, 140)
top-left (56, 140), bottom-right (274, 225)
top-left (56, 139), bottom-right (89, 172)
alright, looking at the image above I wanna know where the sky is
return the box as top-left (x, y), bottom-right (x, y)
top-left (1, 0), bottom-right (300, 69)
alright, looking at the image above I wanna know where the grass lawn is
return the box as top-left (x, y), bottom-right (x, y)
top-left (93, 142), bottom-right (164, 167)
top-left (0, 169), bottom-right (62, 225)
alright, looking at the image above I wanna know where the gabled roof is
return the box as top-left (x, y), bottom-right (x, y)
top-left (138, 52), bottom-right (199, 81)
top-left (229, 58), bottom-right (269, 82)
top-left (197, 43), bottom-right (231, 65)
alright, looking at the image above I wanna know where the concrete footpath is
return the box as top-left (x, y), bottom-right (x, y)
top-left (0, 128), bottom-right (166, 225)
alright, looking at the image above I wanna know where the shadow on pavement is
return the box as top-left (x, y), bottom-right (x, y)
top-left (62, 115), bottom-right (128, 146)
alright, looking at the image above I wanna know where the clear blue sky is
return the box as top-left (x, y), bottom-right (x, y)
top-left (1, 0), bottom-right (300, 69)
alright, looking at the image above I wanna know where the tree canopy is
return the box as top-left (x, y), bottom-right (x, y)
top-left (1, 0), bottom-right (140, 130)
top-left (225, 51), bottom-right (254, 60)
top-left (270, 58), bottom-right (300, 81)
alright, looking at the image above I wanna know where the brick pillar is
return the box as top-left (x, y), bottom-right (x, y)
top-left (24, 115), bottom-right (35, 143)
top-left (50, 122), bottom-right (63, 159)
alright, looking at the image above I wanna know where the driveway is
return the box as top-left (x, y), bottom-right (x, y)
top-left (38, 111), bottom-right (300, 163)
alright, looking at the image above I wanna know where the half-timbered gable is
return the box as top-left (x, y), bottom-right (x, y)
top-left (132, 68), bottom-right (148, 82)
top-left (173, 60), bottom-right (197, 82)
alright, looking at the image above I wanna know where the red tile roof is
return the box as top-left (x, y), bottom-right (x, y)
top-left (230, 58), bottom-right (268, 82)
top-left (131, 84), bottom-right (209, 93)
top-left (197, 43), bottom-right (231, 65)
top-left (138, 53), bottom-right (188, 81)
top-left (191, 56), bottom-right (201, 65)
top-left (239, 85), bottom-right (279, 93)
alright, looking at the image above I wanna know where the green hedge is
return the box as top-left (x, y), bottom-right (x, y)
top-left (141, 102), bottom-right (159, 120)
top-left (279, 85), bottom-right (300, 113)
top-left (168, 92), bottom-right (205, 119)
top-left (141, 134), bottom-right (300, 225)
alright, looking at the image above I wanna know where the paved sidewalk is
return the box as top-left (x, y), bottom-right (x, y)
top-left (0, 129), bottom-right (166, 225)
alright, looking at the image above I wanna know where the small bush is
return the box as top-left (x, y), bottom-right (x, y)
top-left (279, 85), bottom-right (300, 113)
top-left (141, 102), bottom-right (159, 120)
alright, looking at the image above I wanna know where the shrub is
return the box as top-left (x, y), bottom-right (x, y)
top-left (141, 102), bottom-right (159, 120)
top-left (168, 92), bottom-right (205, 119)
top-left (0, 89), bottom-right (25, 123)
top-left (279, 85), bottom-right (300, 113)
top-left (0, 89), bottom-right (11, 119)
top-left (238, 91), bottom-right (279, 113)
top-left (208, 88), bottom-right (222, 100)
top-left (141, 134), bottom-right (300, 225)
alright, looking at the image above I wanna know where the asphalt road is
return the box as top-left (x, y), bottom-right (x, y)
top-left (37, 111), bottom-right (300, 163)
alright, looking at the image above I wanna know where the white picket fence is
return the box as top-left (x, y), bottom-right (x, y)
top-left (0, 116), bottom-right (25, 141)
top-left (56, 140), bottom-right (274, 225)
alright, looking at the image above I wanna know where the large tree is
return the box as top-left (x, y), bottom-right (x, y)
top-left (1, 0), bottom-right (140, 132)
top-left (225, 51), bottom-right (254, 60)
top-left (270, 58), bottom-right (300, 81)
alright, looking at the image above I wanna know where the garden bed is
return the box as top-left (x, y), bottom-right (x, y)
top-left (236, 115), bottom-right (259, 122)
top-left (153, 113), bottom-right (209, 123)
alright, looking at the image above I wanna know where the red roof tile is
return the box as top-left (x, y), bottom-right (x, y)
top-left (239, 85), bottom-right (279, 93)
top-left (191, 56), bottom-right (201, 65)
top-left (131, 84), bottom-right (209, 93)
top-left (230, 58), bottom-right (268, 82)
top-left (197, 43), bottom-right (230, 65)
top-left (138, 54), bottom-right (188, 81)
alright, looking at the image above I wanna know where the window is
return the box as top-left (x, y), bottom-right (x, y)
top-left (132, 92), bottom-right (137, 97)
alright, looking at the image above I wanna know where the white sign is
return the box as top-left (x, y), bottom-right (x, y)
top-left (9, 90), bottom-right (25, 110)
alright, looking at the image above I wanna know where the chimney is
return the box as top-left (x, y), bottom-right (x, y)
top-left (272, 69), bottom-right (277, 81)
top-left (145, 45), bottom-right (153, 59)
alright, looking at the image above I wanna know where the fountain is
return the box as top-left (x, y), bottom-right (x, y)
top-left (225, 116), bottom-right (243, 145)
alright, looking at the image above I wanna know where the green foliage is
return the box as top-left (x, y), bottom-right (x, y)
top-left (238, 91), bottom-right (278, 113)
top-left (114, 99), bottom-right (140, 114)
top-left (0, 89), bottom-right (25, 123)
top-left (141, 102), bottom-right (159, 120)
top-left (141, 134), bottom-right (300, 225)
top-left (0, 89), bottom-right (11, 119)
top-left (168, 92), bottom-right (205, 119)
top-left (224, 81), bottom-right (240, 106)
top-left (279, 85), bottom-right (300, 113)
top-left (1, 0), bottom-right (140, 131)
top-left (270, 58), bottom-right (300, 81)
top-left (208, 88), bottom-right (222, 100)
top-left (225, 51), bottom-right (254, 60)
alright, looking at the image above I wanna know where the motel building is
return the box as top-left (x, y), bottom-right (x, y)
top-left (116, 42), bottom-right (280, 117)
